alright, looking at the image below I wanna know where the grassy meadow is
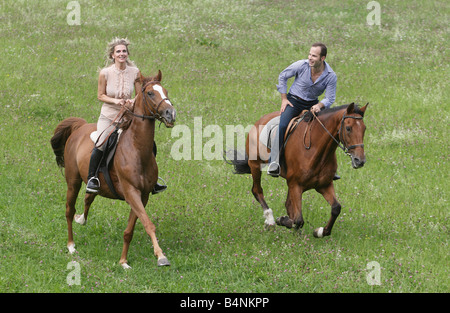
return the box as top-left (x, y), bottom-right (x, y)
top-left (0, 0), bottom-right (448, 294)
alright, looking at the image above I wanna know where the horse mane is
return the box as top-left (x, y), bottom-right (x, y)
top-left (303, 103), bottom-right (365, 122)
top-left (139, 76), bottom-right (155, 86)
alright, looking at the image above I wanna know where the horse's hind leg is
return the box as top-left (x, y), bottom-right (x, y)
top-left (74, 193), bottom-right (96, 225)
top-left (249, 160), bottom-right (275, 227)
top-left (65, 177), bottom-right (82, 254)
top-left (119, 209), bottom-right (138, 269)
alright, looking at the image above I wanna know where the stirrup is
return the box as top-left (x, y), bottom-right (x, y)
top-left (267, 162), bottom-right (280, 177)
top-left (152, 177), bottom-right (167, 194)
top-left (86, 177), bottom-right (100, 193)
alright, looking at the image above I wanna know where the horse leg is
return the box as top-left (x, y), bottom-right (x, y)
top-left (74, 193), bottom-right (96, 225)
top-left (123, 190), bottom-right (170, 266)
top-left (278, 183), bottom-right (304, 229)
top-left (65, 178), bottom-right (82, 254)
top-left (249, 160), bottom-right (275, 228)
top-left (314, 184), bottom-right (341, 238)
top-left (119, 209), bottom-right (138, 269)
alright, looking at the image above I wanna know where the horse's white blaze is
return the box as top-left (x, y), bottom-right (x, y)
top-left (153, 85), bottom-right (172, 106)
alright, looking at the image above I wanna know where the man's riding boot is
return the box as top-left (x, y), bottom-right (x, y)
top-left (86, 148), bottom-right (104, 193)
top-left (267, 162), bottom-right (281, 177)
top-left (152, 177), bottom-right (167, 194)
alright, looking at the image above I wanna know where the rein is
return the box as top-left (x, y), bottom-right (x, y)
top-left (96, 81), bottom-right (172, 147)
top-left (311, 110), bottom-right (364, 156)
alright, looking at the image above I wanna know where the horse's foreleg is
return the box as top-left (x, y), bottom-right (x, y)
top-left (249, 161), bottom-right (275, 228)
top-left (74, 193), bottom-right (96, 225)
top-left (124, 191), bottom-right (170, 267)
top-left (281, 183), bottom-right (304, 229)
top-left (314, 184), bottom-right (341, 238)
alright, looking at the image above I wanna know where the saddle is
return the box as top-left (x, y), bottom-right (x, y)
top-left (260, 111), bottom-right (308, 149)
top-left (90, 128), bottom-right (123, 199)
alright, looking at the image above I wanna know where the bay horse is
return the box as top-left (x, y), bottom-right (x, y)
top-left (50, 70), bottom-right (176, 268)
top-left (226, 103), bottom-right (368, 237)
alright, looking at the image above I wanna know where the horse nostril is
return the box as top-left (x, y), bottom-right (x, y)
top-left (352, 156), bottom-right (365, 168)
top-left (164, 109), bottom-right (176, 122)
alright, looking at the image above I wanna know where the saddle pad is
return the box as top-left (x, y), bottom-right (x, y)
top-left (90, 129), bottom-right (123, 144)
top-left (259, 114), bottom-right (306, 149)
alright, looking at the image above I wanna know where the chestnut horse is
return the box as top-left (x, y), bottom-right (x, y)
top-left (226, 103), bottom-right (368, 237)
top-left (50, 70), bottom-right (176, 268)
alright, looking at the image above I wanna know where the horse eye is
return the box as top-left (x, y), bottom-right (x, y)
top-left (147, 91), bottom-right (154, 97)
top-left (346, 126), bottom-right (351, 132)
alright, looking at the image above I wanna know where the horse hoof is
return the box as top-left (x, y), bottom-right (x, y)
top-left (74, 214), bottom-right (86, 225)
top-left (313, 227), bottom-right (324, 238)
top-left (276, 216), bottom-right (293, 228)
top-left (67, 243), bottom-right (76, 254)
top-left (121, 263), bottom-right (132, 269)
top-left (263, 209), bottom-right (275, 227)
top-left (276, 217), bottom-right (282, 226)
top-left (157, 257), bottom-right (170, 267)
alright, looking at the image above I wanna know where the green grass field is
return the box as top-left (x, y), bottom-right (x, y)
top-left (0, 0), bottom-right (448, 294)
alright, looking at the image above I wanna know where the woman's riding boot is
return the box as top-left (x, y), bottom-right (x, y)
top-left (86, 148), bottom-right (104, 193)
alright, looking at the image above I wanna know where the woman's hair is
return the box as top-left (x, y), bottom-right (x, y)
top-left (104, 37), bottom-right (136, 67)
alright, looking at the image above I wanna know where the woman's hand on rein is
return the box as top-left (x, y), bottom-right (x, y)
top-left (125, 99), bottom-right (135, 110)
top-left (116, 99), bottom-right (126, 106)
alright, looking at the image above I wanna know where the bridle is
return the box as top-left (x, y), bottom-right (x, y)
top-left (94, 81), bottom-right (172, 148)
top-left (312, 111), bottom-right (365, 156)
top-left (126, 80), bottom-right (172, 121)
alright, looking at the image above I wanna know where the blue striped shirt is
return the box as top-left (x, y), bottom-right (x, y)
top-left (277, 59), bottom-right (337, 108)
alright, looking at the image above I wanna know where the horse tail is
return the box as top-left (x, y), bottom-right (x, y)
top-left (223, 150), bottom-right (251, 174)
top-left (50, 117), bottom-right (87, 168)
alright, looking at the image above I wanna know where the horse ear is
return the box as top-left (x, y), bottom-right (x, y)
top-left (155, 69), bottom-right (162, 82)
top-left (138, 72), bottom-right (145, 84)
top-left (346, 102), bottom-right (355, 114)
top-left (359, 102), bottom-right (369, 114)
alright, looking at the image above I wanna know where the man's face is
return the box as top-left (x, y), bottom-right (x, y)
top-left (308, 46), bottom-right (324, 69)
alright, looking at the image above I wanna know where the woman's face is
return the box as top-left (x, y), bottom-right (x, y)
top-left (112, 44), bottom-right (128, 64)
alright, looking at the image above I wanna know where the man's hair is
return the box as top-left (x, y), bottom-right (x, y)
top-left (311, 42), bottom-right (327, 58)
